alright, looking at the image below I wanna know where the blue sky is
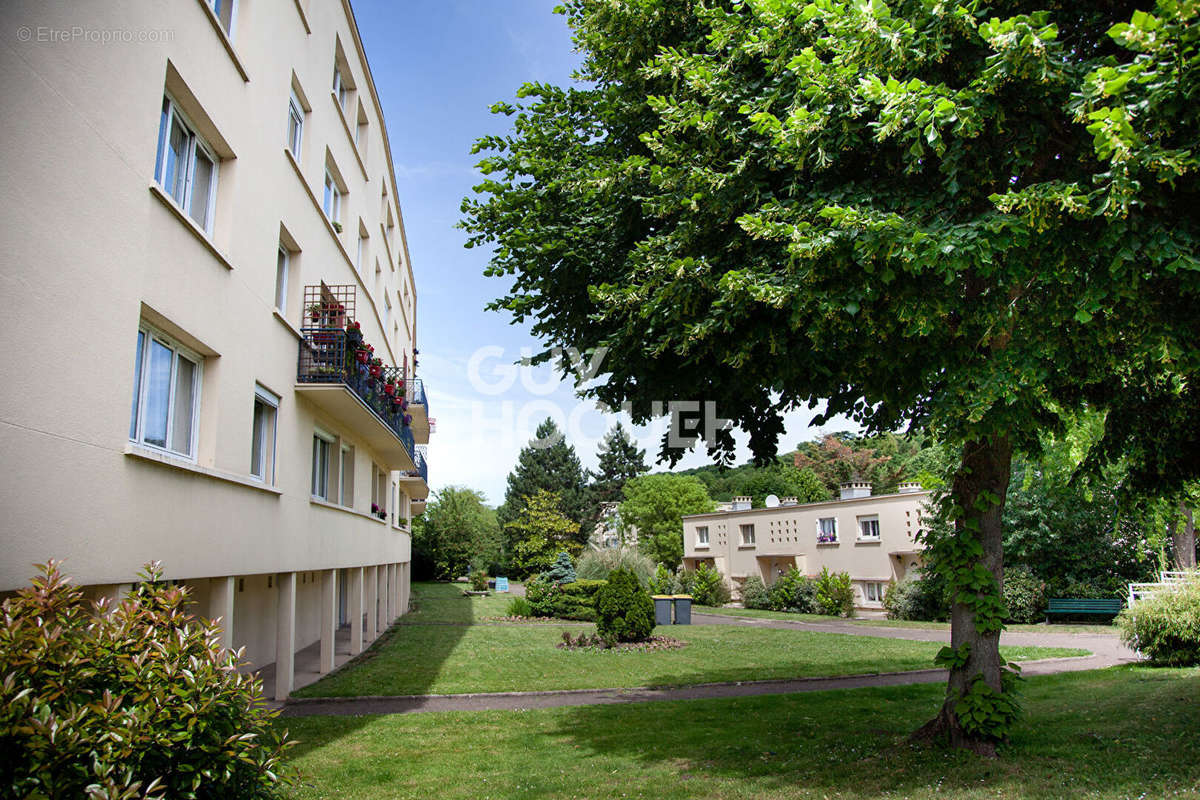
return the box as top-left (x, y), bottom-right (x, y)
top-left (353, 0), bottom-right (855, 505)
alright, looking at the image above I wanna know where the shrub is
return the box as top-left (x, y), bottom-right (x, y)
top-left (506, 596), bottom-right (533, 618)
top-left (814, 567), bottom-right (855, 617)
top-left (0, 561), bottom-right (294, 799)
top-left (675, 567), bottom-right (696, 596)
top-left (648, 563), bottom-right (673, 595)
top-left (1118, 579), bottom-right (1200, 666)
top-left (768, 567), bottom-right (817, 613)
top-left (595, 568), bottom-right (655, 642)
top-left (691, 563), bottom-right (731, 607)
top-left (1003, 566), bottom-right (1047, 624)
top-left (577, 549), bottom-right (655, 587)
top-left (541, 551), bottom-right (576, 585)
top-left (469, 569), bottom-right (489, 592)
top-left (883, 571), bottom-right (950, 621)
top-left (741, 575), bottom-right (771, 610)
top-left (523, 575), bottom-right (597, 621)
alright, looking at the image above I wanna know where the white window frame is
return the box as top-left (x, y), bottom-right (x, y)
top-left (207, 0), bottom-right (238, 38)
top-left (155, 95), bottom-right (219, 235)
top-left (339, 443), bottom-right (354, 507)
top-left (332, 65), bottom-right (348, 112)
top-left (864, 582), bottom-right (885, 603)
top-left (858, 515), bottom-right (881, 540)
top-left (817, 516), bottom-right (839, 543)
top-left (356, 230), bottom-right (367, 273)
top-left (696, 526), bottom-right (709, 547)
top-left (250, 385), bottom-right (279, 483)
top-left (739, 523), bottom-right (756, 546)
top-left (323, 170), bottom-right (342, 225)
top-left (274, 246), bottom-right (289, 313)
top-left (286, 91), bottom-right (304, 158)
top-left (130, 325), bottom-right (202, 460)
top-left (312, 429), bottom-right (335, 500)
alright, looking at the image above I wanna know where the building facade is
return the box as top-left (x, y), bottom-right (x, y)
top-left (0, 0), bottom-right (428, 698)
top-left (681, 484), bottom-right (930, 610)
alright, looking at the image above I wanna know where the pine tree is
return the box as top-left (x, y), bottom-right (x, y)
top-left (582, 423), bottom-right (650, 541)
top-left (498, 418), bottom-right (587, 549)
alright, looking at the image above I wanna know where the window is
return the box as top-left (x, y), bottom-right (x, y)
top-left (332, 65), bottom-right (348, 112)
top-left (130, 326), bottom-right (201, 458)
top-left (286, 92), bottom-right (303, 158)
top-left (817, 517), bottom-right (838, 544)
top-left (339, 444), bottom-right (355, 506)
top-left (864, 582), bottom-right (885, 603)
top-left (355, 102), bottom-right (369, 154)
top-left (274, 246), bottom-right (289, 312)
top-left (696, 526), bottom-right (709, 546)
top-left (155, 96), bottom-right (219, 234)
top-left (311, 431), bottom-right (333, 500)
top-left (858, 515), bottom-right (880, 540)
top-left (250, 386), bottom-right (279, 482)
top-left (739, 524), bottom-right (756, 546)
top-left (356, 230), bottom-right (367, 273)
top-left (207, 0), bottom-right (236, 37)
top-left (322, 171), bottom-right (341, 225)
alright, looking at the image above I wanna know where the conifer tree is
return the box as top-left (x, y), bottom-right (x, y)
top-left (498, 418), bottom-right (587, 547)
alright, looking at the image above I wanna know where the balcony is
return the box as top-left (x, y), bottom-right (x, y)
top-left (398, 446), bottom-right (429, 500)
top-left (404, 378), bottom-right (430, 442)
top-left (295, 284), bottom-right (420, 472)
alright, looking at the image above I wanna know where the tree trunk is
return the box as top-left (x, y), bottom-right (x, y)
top-left (912, 434), bottom-right (1013, 756)
top-left (1173, 504), bottom-right (1196, 570)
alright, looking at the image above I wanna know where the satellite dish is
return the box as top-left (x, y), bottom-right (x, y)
top-left (764, 494), bottom-right (780, 508)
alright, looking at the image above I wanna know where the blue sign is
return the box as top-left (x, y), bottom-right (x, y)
top-left (495, 577), bottom-right (509, 593)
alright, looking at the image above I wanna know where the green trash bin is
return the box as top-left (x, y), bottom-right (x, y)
top-left (672, 595), bottom-right (693, 625)
top-left (652, 595), bottom-right (673, 627)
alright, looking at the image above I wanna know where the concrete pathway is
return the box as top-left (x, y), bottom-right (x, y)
top-left (280, 612), bottom-right (1136, 718)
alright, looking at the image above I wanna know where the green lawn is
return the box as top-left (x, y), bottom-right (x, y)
top-left (283, 667), bottom-right (1200, 800)
top-left (695, 605), bottom-right (1120, 635)
top-left (292, 583), bottom-right (1086, 698)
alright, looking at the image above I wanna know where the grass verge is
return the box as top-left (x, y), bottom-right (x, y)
top-left (282, 667), bottom-right (1200, 800)
top-left (695, 605), bottom-right (1119, 635)
top-left (292, 584), bottom-right (1086, 698)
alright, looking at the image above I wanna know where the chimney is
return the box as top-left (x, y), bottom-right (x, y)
top-left (839, 482), bottom-right (872, 500)
top-left (780, 496), bottom-right (798, 506)
top-left (898, 482), bottom-right (923, 494)
top-left (731, 495), bottom-right (752, 511)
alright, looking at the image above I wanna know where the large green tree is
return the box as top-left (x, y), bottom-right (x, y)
top-left (463, 0), bottom-right (1200, 752)
top-left (582, 422), bottom-right (651, 535)
top-left (619, 473), bottom-right (716, 568)
top-left (499, 417), bottom-right (587, 540)
top-left (505, 489), bottom-right (583, 577)
top-left (411, 487), bottom-right (502, 581)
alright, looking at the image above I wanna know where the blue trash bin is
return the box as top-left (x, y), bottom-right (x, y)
top-left (652, 595), bottom-right (673, 627)
top-left (672, 595), bottom-right (693, 625)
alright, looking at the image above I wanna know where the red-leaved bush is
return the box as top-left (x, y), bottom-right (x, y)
top-left (0, 561), bottom-right (295, 799)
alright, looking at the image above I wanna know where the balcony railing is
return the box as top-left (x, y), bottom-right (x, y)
top-left (402, 447), bottom-right (428, 484)
top-left (404, 379), bottom-right (428, 414)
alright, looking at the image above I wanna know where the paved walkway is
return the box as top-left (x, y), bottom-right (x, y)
top-left (280, 612), bottom-right (1136, 718)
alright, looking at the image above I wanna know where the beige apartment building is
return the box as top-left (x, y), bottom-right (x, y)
top-left (682, 483), bottom-right (930, 610)
top-left (0, 0), bottom-right (429, 698)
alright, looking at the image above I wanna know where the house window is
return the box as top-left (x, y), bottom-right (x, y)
top-left (739, 524), bottom-right (755, 546)
top-left (339, 443), bottom-right (355, 507)
top-left (696, 526), bottom-right (709, 546)
top-left (286, 92), bottom-right (304, 158)
top-left (155, 96), bottom-right (219, 234)
top-left (323, 171), bottom-right (341, 225)
top-left (332, 65), bottom-right (348, 112)
top-left (250, 385), bottom-right (279, 482)
top-left (130, 326), bottom-right (201, 459)
top-left (207, 0), bottom-right (237, 37)
top-left (817, 517), bottom-right (838, 544)
top-left (356, 230), bottom-right (367, 273)
top-left (311, 431), bottom-right (333, 500)
top-left (274, 246), bottom-right (289, 312)
top-left (864, 582), bottom-right (885, 603)
top-left (858, 515), bottom-right (881, 540)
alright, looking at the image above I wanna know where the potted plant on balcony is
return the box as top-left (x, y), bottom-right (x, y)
top-left (369, 358), bottom-right (383, 379)
top-left (308, 303), bottom-right (322, 323)
top-left (402, 413), bottom-right (412, 427)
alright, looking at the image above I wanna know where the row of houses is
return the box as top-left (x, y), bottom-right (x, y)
top-left (0, 0), bottom-right (427, 699)
top-left (682, 483), bottom-right (930, 610)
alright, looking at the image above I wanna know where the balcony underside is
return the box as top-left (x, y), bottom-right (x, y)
top-left (397, 472), bottom-right (429, 500)
top-left (409, 404), bottom-right (430, 443)
top-left (295, 383), bottom-right (416, 472)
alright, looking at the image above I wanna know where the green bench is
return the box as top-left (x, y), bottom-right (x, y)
top-left (1045, 598), bottom-right (1123, 623)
